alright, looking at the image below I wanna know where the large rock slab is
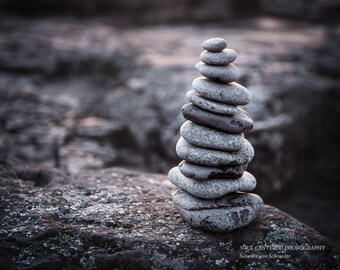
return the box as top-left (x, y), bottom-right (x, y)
top-left (0, 167), bottom-right (336, 269)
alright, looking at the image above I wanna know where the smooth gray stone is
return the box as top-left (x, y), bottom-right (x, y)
top-left (193, 77), bottom-right (250, 105)
top-left (200, 49), bottom-right (237, 66)
top-left (195, 62), bottom-right (239, 83)
top-left (172, 189), bottom-right (263, 232)
top-left (168, 167), bottom-right (256, 199)
top-left (202, 38), bottom-right (227, 52)
top-left (178, 161), bottom-right (247, 180)
top-left (176, 137), bottom-right (254, 166)
top-left (180, 120), bottom-right (243, 151)
top-left (186, 90), bottom-right (237, 115)
top-left (182, 104), bottom-right (253, 134)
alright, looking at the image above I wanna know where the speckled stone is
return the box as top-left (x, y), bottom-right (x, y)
top-left (178, 161), bottom-right (247, 180)
top-left (200, 49), bottom-right (237, 66)
top-left (176, 137), bottom-right (254, 166)
top-left (186, 90), bottom-right (237, 115)
top-left (180, 121), bottom-right (243, 151)
top-left (172, 189), bottom-right (263, 232)
top-left (182, 104), bottom-right (253, 134)
top-left (193, 77), bottom-right (251, 105)
top-left (169, 167), bottom-right (256, 199)
top-left (202, 38), bottom-right (227, 52)
top-left (195, 62), bottom-right (239, 83)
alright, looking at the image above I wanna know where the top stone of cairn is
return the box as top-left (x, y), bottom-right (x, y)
top-left (202, 38), bottom-right (227, 52)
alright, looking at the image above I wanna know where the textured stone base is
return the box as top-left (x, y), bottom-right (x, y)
top-left (0, 167), bottom-right (337, 269)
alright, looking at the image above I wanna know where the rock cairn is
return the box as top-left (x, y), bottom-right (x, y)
top-left (168, 38), bottom-right (263, 233)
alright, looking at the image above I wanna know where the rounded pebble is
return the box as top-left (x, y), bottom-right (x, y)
top-left (180, 121), bottom-right (243, 151)
top-left (193, 77), bottom-right (251, 105)
top-left (169, 167), bottom-right (257, 199)
top-left (178, 161), bottom-right (247, 180)
top-left (202, 38), bottom-right (227, 52)
top-left (186, 90), bottom-right (237, 115)
top-left (172, 189), bottom-right (263, 232)
top-left (200, 49), bottom-right (237, 66)
top-left (182, 103), bottom-right (253, 134)
top-left (176, 137), bottom-right (254, 166)
top-left (195, 62), bottom-right (239, 83)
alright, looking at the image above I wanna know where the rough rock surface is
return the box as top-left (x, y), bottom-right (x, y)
top-left (0, 166), bottom-right (337, 269)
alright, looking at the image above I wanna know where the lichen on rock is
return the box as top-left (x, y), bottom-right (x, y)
top-left (0, 167), bottom-right (337, 269)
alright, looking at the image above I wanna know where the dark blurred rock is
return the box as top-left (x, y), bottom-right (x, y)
top-left (0, 28), bottom-right (138, 84)
top-left (1, 0), bottom-right (340, 24)
top-left (59, 139), bottom-right (117, 174)
top-left (0, 0), bottom-right (261, 23)
top-left (312, 27), bottom-right (340, 78)
top-left (260, 0), bottom-right (340, 23)
top-left (267, 77), bottom-right (340, 251)
top-left (0, 167), bottom-right (337, 269)
top-left (0, 88), bottom-right (67, 167)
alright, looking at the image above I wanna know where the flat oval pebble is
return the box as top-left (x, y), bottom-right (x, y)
top-left (178, 161), bottom-right (247, 180)
top-left (172, 189), bottom-right (263, 232)
top-left (182, 103), bottom-right (253, 134)
top-left (180, 121), bottom-right (243, 151)
top-left (200, 49), bottom-right (237, 66)
top-left (195, 62), bottom-right (239, 83)
top-left (202, 38), bottom-right (227, 52)
top-left (193, 77), bottom-right (250, 105)
top-left (186, 90), bottom-right (237, 115)
top-left (176, 137), bottom-right (254, 166)
top-left (169, 167), bottom-right (256, 199)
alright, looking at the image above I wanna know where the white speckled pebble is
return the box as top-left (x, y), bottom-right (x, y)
top-left (169, 167), bottom-right (257, 199)
top-left (195, 62), bottom-right (239, 83)
top-left (193, 77), bottom-right (251, 105)
top-left (200, 49), bottom-right (237, 66)
top-left (176, 137), bottom-right (254, 166)
top-left (202, 38), bottom-right (227, 52)
top-left (180, 121), bottom-right (243, 151)
top-left (186, 90), bottom-right (237, 115)
top-left (172, 189), bottom-right (263, 232)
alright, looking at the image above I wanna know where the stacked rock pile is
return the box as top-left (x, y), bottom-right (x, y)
top-left (168, 38), bottom-right (263, 233)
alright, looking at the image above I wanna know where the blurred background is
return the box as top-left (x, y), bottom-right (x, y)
top-left (0, 0), bottom-right (339, 250)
